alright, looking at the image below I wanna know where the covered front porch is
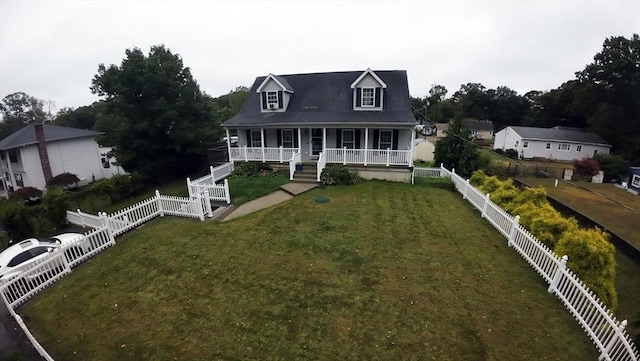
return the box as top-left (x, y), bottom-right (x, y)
top-left (225, 126), bottom-right (416, 167)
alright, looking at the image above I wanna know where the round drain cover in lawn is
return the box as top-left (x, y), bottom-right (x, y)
top-left (314, 196), bottom-right (329, 203)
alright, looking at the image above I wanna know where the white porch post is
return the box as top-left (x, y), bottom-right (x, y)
top-left (279, 145), bottom-right (283, 163)
top-left (409, 128), bottom-right (416, 166)
top-left (298, 128), bottom-right (302, 154)
top-left (5, 152), bottom-right (16, 190)
top-left (386, 148), bottom-right (390, 166)
top-left (322, 127), bottom-right (326, 154)
top-left (225, 129), bottom-right (232, 162)
top-left (343, 146), bottom-right (347, 165)
top-left (261, 128), bottom-right (265, 162)
top-left (364, 128), bottom-right (369, 166)
top-left (243, 145), bottom-right (248, 162)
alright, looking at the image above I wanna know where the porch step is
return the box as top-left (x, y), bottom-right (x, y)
top-left (292, 172), bottom-right (318, 183)
top-left (281, 182), bottom-right (319, 196)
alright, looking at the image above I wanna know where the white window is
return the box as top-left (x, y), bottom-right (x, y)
top-left (379, 130), bottom-right (392, 150)
top-left (576, 145), bottom-right (582, 152)
top-left (266, 91), bottom-right (278, 109)
top-left (342, 129), bottom-right (355, 149)
top-left (281, 129), bottom-right (294, 148)
top-left (632, 174), bottom-right (640, 188)
top-left (558, 143), bottom-right (571, 151)
top-left (250, 130), bottom-right (262, 148)
top-left (361, 88), bottom-right (375, 107)
top-left (546, 143), bottom-right (551, 149)
top-left (523, 141), bottom-right (529, 148)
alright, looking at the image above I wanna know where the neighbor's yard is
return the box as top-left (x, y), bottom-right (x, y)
top-left (22, 181), bottom-right (596, 360)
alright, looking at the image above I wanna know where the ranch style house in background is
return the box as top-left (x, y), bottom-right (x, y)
top-left (0, 124), bottom-right (122, 195)
top-left (493, 126), bottom-right (611, 161)
top-left (222, 69), bottom-right (420, 182)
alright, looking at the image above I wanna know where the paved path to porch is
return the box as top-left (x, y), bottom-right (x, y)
top-left (222, 182), bottom-right (318, 221)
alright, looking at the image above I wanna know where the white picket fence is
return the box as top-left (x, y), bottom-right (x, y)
top-left (414, 165), bottom-right (639, 361)
top-left (186, 162), bottom-right (233, 204)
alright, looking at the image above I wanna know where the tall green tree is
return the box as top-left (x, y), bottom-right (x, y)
top-left (433, 118), bottom-right (485, 177)
top-left (0, 92), bottom-right (52, 138)
top-left (90, 45), bottom-right (215, 180)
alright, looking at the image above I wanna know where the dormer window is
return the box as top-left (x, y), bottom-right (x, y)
top-left (362, 88), bottom-right (375, 107)
top-left (267, 91), bottom-right (279, 109)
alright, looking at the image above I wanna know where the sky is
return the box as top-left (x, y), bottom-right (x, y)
top-left (1, 0), bottom-right (639, 111)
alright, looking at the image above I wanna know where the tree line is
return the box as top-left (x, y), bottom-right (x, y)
top-left (414, 34), bottom-right (639, 165)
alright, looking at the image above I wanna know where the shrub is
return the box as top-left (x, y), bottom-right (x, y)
top-left (494, 148), bottom-right (505, 155)
top-left (320, 165), bottom-right (363, 185)
top-left (482, 160), bottom-right (509, 178)
top-left (8, 186), bottom-right (42, 201)
top-left (555, 228), bottom-right (617, 309)
top-left (46, 172), bottom-right (80, 188)
top-left (43, 187), bottom-right (71, 226)
top-left (573, 157), bottom-right (600, 181)
top-left (594, 153), bottom-right (628, 182)
top-left (232, 162), bottom-right (262, 177)
top-left (504, 149), bottom-right (519, 159)
top-left (0, 203), bottom-right (39, 241)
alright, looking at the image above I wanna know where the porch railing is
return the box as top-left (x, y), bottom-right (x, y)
top-left (289, 151), bottom-right (301, 180)
top-left (316, 152), bottom-right (327, 182)
top-left (230, 146), bottom-right (296, 163)
top-left (325, 148), bottom-right (411, 166)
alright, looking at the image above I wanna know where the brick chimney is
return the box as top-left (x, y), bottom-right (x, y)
top-left (34, 124), bottom-right (53, 183)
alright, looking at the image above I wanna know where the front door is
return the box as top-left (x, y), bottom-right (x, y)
top-left (311, 128), bottom-right (323, 157)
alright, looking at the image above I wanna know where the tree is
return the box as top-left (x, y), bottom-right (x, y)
top-left (52, 102), bottom-right (107, 130)
top-left (0, 92), bottom-right (50, 138)
top-left (573, 157), bottom-right (600, 180)
top-left (594, 153), bottom-right (629, 182)
top-left (433, 118), bottom-right (486, 177)
top-left (90, 45), bottom-right (215, 180)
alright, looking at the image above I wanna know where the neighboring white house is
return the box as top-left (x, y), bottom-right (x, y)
top-left (493, 126), bottom-right (611, 161)
top-left (0, 124), bottom-right (124, 193)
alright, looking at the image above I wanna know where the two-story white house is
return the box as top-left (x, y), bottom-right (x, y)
top-left (0, 124), bottom-right (123, 194)
top-left (222, 69), bottom-right (420, 182)
top-left (493, 126), bottom-right (611, 161)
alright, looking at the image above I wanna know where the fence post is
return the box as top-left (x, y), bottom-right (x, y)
top-left (508, 215), bottom-right (520, 247)
top-left (463, 179), bottom-right (469, 200)
top-left (196, 193), bottom-right (205, 221)
top-left (101, 212), bottom-right (116, 245)
top-left (224, 179), bottom-right (231, 204)
top-left (548, 255), bottom-right (568, 294)
top-left (186, 177), bottom-right (193, 198)
top-left (202, 191), bottom-right (212, 217)
top-left (156, 190), bottom-right (164, 217)
top-left (77, 209), bottom-right (85, 228)
top-left (386, 148), bottom-right (390, 166)
top-left (343, 146), bottom-right (347, 165)
top-left (210, 165), bottom-right (215, 182)
top-left (440, 163), bottom-right (444, 177)
top-left (481, 193), bottom-right (490, 218)
top-left (279, 146), bottom-right (283, 163)
top-left (599, 320), bottom-right (628, 361)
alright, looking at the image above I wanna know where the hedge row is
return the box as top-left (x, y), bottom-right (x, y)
top-left (469, 170), bottom-right (617, 310)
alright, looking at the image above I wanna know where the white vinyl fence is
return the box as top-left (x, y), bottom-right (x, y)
top-left (1, 189), bottom-right (212, 360)
top-left (186, 162), bottom-right (233, 204)
top-left (414, 165), bottom-right (639, 361)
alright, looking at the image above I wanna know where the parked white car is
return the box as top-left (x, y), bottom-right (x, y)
top-left (0, 233), bottom-right (84, 283)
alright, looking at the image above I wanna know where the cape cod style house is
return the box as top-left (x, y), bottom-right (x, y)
top-left (0, 124), bottom-right (123, 195)
top-left (493, 126), bottom-right (611, 161)
top-left (222, 69), bottom-right (419, 182)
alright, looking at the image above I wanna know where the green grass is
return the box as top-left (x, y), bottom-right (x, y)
top-left (517, 177), bottom-right (640, 328)
top-left (21, 181), bottom-right (597, 360)
top-left (228, 175), bottom-right (289, 205)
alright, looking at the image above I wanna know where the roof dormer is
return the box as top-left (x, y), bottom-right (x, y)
top-left (351, 68), bottom-right (387, 111)
top-left (256, 73), bottom-right (294, 112)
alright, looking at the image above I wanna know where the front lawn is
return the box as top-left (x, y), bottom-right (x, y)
top-left (228, 175), bottom-right (289, 205)
top-left (21, 181), bottom-right (596, 360)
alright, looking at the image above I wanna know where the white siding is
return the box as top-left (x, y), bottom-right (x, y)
top-left (354, 74), bottom-right (381, 88)
top-left (493, 127), bottom-right (522, 151)
top-left (47, 138), bottom-right (105, 186)
top-left (521, 140), bottom-right (610, 161)
top-left (18, 147), bottom-right (45, 189)
top-left (261, 79), bottom-right (281, 92)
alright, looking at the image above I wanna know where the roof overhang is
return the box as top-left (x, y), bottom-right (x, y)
top-left (350, 68), bottom-right (387, 89)
top-left (256, 74), bottom-right (294, 93)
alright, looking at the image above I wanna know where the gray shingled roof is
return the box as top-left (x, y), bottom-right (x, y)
top-left (223, 70), bottom-right (417, 128)
top-left (509, 126), bottom-right (610, 146)
top-left (0, 124), bottom-right (102, 150)
top-left (461, 119), bottom-right (494, 132)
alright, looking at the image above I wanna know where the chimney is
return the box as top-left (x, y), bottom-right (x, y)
top-left (34, 124), bottom-right (53, 183)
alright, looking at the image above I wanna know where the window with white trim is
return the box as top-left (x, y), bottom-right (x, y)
top-left (266, 91), bottom-right (278, 109)
top-left (632, 174), bottom-right (640, 188)
top-left (361, 88), bottom-right (375, 107)
top-left (342, 129), bottom-right (355, 149)
top-left (379, 130), bottom-right (392, 150)
top-left (558, 143), bottom-right (571, 151)
top-left (546, 143), bottom-right (551, 149)
top-left (523, 141), bottom-right (529, 148)
top-left (576, 145), bottom-right (582, 152)
top-left (281, 129), bottom-right (294, 148)
top-left (250, 130), bottom-right (262, 148)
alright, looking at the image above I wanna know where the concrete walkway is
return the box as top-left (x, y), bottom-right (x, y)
top-left (222, 182), bottom-right (319, 221)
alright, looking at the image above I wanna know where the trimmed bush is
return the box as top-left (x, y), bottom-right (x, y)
top-left (504, 149), bottom-right (519, 159)
top-left (555, 228), bottom-right (617, 309)
top-left (43, 187), bottom-right (71, 226)
top-left (0, 203), bottom-right (39, 241)
top-left (232, 162), bottom-right (273, 177)
top-left (320, 165), bottom-right (363, 186)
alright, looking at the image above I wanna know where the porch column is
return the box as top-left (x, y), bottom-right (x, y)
top-left (5, 151), bottom-right (16, 190)
top-left (322, 128), bottom-right (326, 154)
top-left (297, 128), bottom-right (302, 154)
top-left (260, 128), bottom-right (265, 162)
top-left (409, 128), bottom-right (416, 166)
top-left (225, 129), bottom-right (232, 162)
top-left (364, 128), bottom-right (369, 166)
top-left (0, 155), bottom-right (8, 199)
